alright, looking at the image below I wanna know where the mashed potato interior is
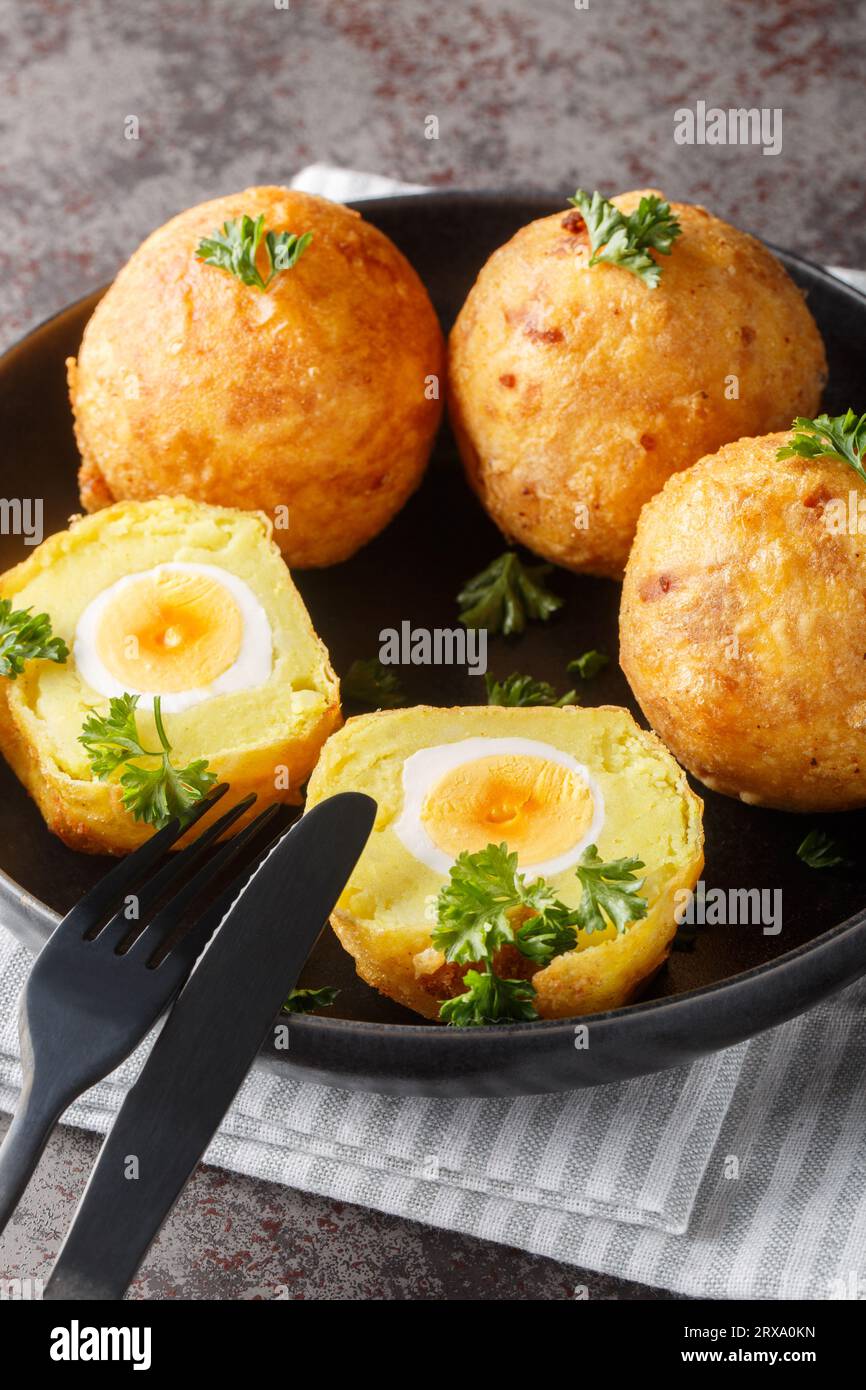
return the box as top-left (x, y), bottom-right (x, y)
top-left (3, 498), bottom-right (337, 780)
top-left (309, 705), bottom-right (702, 949)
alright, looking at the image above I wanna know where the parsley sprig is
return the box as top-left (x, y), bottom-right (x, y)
top-left (0, 599), bottom-right (68, 679)
top-left (568, 190), bottom-right (681, 288)
top-left (343, 658), bottom-right (406, 709)
top-left (485, 671), bottom-right (577, 707)
top-left (433, 842), bottom-right (648, 1026)
top-left (796, 829), bottom-right (845, 870)
top-left (283, 986), bottom-right (340, 1015)
top-left (79, 693), bottom-right (217, 829)
top-left (440, 971), bottom-right (537, 1027)
top-left (573, 845), bottom-right (648, 935)
top-left (567, 650), bottom-right (609, 681)
top-left (777, 410), bottom-right (866, 486)
top-left (195, 214), bottom-right (312, 291)
top-left (433, 843), bottom-right (572, 967)
top-left (458, 552), bottom-right (563, 636)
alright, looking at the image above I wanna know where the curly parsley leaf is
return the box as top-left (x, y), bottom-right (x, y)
top-left (433, 842), bottom-right (649, 1024)
top-left (79, 694), bottom-right (217, 829)
top-left (196, 214), bottom-right (312, 291)
top-left (777, 410), bottom-right (866, 486)
top-left (79, 693), bottom-right (146, 778)
top-left (342, 658), bottom-right (406, 709)
top-left (0, 600), bottom-right (68, 680)
top-left (567, 190), bottom-right (681, 288)
top-left (434, 844), bottom-right (530, 964)
top-left (282, 985), bottom-right (340, 1015)
top-left (458, 552), bottom-right (563, 636)
top-left (574, 844), bottom-right (648, 935)
top-left (265, 229), bottom-right (313, 274)
top-left (439, 970), bottom-right (538, 1027)
top-left (433, 844), bottom-right (580, 1024)
top-left (485, 671), bottom-right (577, 708)
top-left (797, 829), bottom-right (845, 870)
top-left (515, 903), bottom-right (579, 965)
top-left (569, 189), bottom-right (624, 252)
top-left (432, 842), bottom-right (560, 965)
top-left (196, 214), bottom-right (267, 288)
top-left (119, 751), bottom-right (216, 830)
top-left (625, 194), bottom-right (683, 256)
top-left (567, 649), bottom-right (609, 681)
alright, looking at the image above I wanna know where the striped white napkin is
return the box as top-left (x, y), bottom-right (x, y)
top-left (3, 916), bottom-right (866, 1298)
top-left (0, 929), bottom-right (744, 1238)
top-left (1, 166), bottom-right (864, 1300)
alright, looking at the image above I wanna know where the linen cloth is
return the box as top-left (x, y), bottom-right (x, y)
top-left (0, 164), bottom-right (864, 1300)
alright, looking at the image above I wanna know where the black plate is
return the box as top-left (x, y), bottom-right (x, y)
top-left (2, 192), bottom-right (866, 1096)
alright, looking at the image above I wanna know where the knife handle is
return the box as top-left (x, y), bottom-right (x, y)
top-left (43, 1096), bottom-right (191, 1301)
top-left (43, 792), bottom-right (377, 1301)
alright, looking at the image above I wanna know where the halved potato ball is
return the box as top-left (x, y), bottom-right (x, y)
top-left (305, 705), bottom-right (704, 1020)
top-left (448, 191), bottom-right (827, 578)
top-left (68, 187), bottom-right (445, 568)
top-left (620, 432), bottom-right (866, 811)
top-left (0, 497), bottom-right (340, 854)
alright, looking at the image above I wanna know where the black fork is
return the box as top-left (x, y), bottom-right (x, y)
top-left (0, 786), bottom-right (281, 1235)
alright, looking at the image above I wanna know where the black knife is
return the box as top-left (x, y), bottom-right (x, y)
top-left (43, 791), bottom-right (376, 1301)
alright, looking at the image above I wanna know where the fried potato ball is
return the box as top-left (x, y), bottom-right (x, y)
top-left (0, 497), bottom-right (341, 854)
top-left (620, 432), bottom-right (866, 811)
top-left (448, 192), bottom-right (827, 579)
top-left (305, 705), bottom-right (704, 1020)
top-left (68, 187), bottom-right (445, 568)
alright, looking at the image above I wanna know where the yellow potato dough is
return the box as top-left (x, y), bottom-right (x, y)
top-left (448, 191), bottom-right (827, 578)
top-left (620, 432), bottom-right (866, 811)
top-left (0, 498), bottom-right (341, 854)
top-left (68, 187), bottom-right (445, 568)
top-left (305, 705), bottom-right (704, 1021)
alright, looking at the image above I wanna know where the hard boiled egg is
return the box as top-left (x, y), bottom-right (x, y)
top-left (305, 705), bottom-right (705, 1021)
top-left (74, 562), bottom-right (272, 712)
top-left (394, 736), bottom-right (604, 877)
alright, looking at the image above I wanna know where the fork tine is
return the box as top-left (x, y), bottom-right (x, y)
top-left (157, 811), bottom-right (289, 976)
top-left (136, 803), bottom-right (284, 970)
top-left (89, 792), bottom-right (258, 949)
top-left (60, 784), bottom-right (229, 939)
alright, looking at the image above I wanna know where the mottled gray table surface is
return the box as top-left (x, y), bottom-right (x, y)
top-left (0, 0), bottom-right (861, 1301)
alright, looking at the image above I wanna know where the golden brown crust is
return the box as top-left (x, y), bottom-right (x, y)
top-left (0, 688), bottom-right (338, 856)
top-left (448, 192), bottom-right (827, 579)
top-left (620, 432), bottom-right (866, 811)
top-left (77, 455), bottom-right (116, 514)
top-left (529, 864), bottom-right (701, 1018)
top-left (330, 832), bottom-right (703, 1023)
top-left (68, 187), bottom-right (445, 568)
top-left (0, 691), bottom-right (340, 856)
top-left (331, 853), bottom-right (705, 1023)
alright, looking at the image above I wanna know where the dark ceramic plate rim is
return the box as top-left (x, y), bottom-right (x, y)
top-left (2, 190), bottom-right (866, 1095)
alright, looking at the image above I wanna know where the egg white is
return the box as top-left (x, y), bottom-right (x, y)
top-left (393, 736), bottom-right (605, 878)
top-left (73, 562), bottom-right (273, 713)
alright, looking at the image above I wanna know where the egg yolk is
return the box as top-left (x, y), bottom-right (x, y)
top-left (421, 754), bottom-right (595, 864)
top-left (95, 569), bottom-right (243, 693)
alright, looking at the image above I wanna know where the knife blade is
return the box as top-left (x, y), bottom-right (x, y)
top-left (43, 791), bottom-right (376, 1301)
